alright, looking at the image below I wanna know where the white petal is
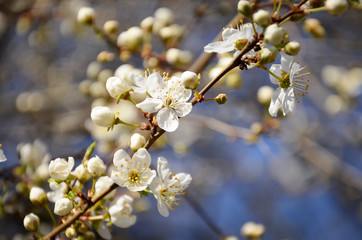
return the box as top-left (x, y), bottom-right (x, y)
top-left (136, 98), bottom-right (163, 113)
top-left (268, 87), bottom-right (284, 117)
top-left (131, 73), bottom-right (146, 87)
top-left (149, 176), bottom-right (162, 193)
top-left (133, 148), bottom-right (151, 169)
top-left (269, 64), bottom-right (282, 85)
top-left (157, 198), bottom-right (170, 217)
top-left (157, 157), bottom-right (170, 181)
top-left (127, 182), bottom-right (149, 192)
top-left (147, 72), bottom-right (164, 98)
top-left (173, 102), bottom-right (192, 118)
top-left (94, 221), bottom-right (112, 240)
top-left (157, 108), bottom-right (179, 132)
top-left (281, 87), bottom-right (295, 115)
top-left (111, 170), bottom-right (128, 187)
top-left (113, 149), bottom-right (130, 168)
top-left (204, 41), bottom-right (235, 53)
top-left (281, 52), bottom-right (294, 72)
top-left (0, 149), bottom-right (6, 162)
top-left (222, 28), bottom-right (242, 42)
top-left (175, 173), bottom-right (192, 187)
top-left (140, 170), bottom-right (156, 185)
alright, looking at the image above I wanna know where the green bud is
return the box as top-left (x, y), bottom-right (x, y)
top-left (215, 94), bottom-right (228, 104)
top-left (237, 0), bottom-right (252, 17)
top-left (84, 142), bottom-right (96, 160)
top-left (284, 41), bottom-right (301, 55)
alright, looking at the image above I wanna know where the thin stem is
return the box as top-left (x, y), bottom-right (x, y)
top-left (35, 232), bottom-right (44, 240)
top-left (307, 6), bottom-right (327, 13)
top-left (279, 16), bottom-right (291, 26)
top-left (91, 178), bottom-right (96, 193)
top-left (44, 204), bottom-right (57, 228)
top-left (88, 215), bottom-right (105, 221)
top-left (115, 118), bottom-right (141, 128)
top-left (276, 0), bottom-right (283, 16)
top-left (273, 0), bottom-right (277, 13)
top-left (264, 67), bottom-right (282, 81)
top-left (251, 20), bottom-right (258, 36)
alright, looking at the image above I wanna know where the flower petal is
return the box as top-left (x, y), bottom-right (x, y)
top-left (157, 157), bottom-right (171, 181)
top-left (269, 64), bottom-right (282, 85)
top-left (147, 72), bottom-right (164, 98)
top-left (173, 102), bottom-right (192, 117)
top-left (140, 169), bottom-right (156, 185)
top-left (157, 197), bottom-right (170, 217)
top-left (111, 170), bottom-right (128, 187)
top-left (281, 87), bottom-right (295, 115)
top-left (157, 108), bottom-right (179, 132)
top-left (204, 41), bottom-right (235, 53)
top-left (136, 98), bottom-right (163, 113)
top-left (113, 149), bottom-right (130, 168)
top-left (222, 28), bottom-right (242, 42)
top-left (281, 52), bottom-right (294, 72)
top-left (268, 87), bottom-right (284, 117)
top-left (133, 148), bottom-right (151, 169)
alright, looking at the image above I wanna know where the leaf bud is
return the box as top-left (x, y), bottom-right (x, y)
top-left (215, 94), bottom-right (228, 104)
top-left (284, 41), bottom-right (301, 55)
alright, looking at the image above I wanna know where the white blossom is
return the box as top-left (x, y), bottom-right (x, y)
top-left (129, 133), bottom-right (146, 151)
top-left (90, 106), bottom-right (115, 128)
top-left (77, 7), bottom-right (95, 24)
top-left (23, 213), bottom-right (40, 232)
top-left (109, 195), bottom-right (136, 228)
top-left (136, 72), bottom-right (192, 132)
top-left (54, 198), bottom-right (73, 216)
top-left (325, 0), bottom-right (348, 16)
top-left (47, 182), bottom-right (67, 203)
top-left (72, 164), bottom-right (91, 182)
top-left (268, 52), bottom-right (310, 117)
top-left (49, 157), bottom-right (74, 181)
top-left (180, 71), bottom-right (199, 89)
top-left (106, 76), bottom-right (130, 98)
top-left (204, 23), bottom-right (262, 58)
top-left (87, 156), bottom-right (106, 177)
top-left (29, 187), bottom-right (47, 205)
top-left (0, 146), bottom-right (6, 162)
top-left (111, 148), bottom-right (156, 191)
top-left (94, 176), bottom-right (116, 199)
top-left (150, 157), bottom-right (192, 217)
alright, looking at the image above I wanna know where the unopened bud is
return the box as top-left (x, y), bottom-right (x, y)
top-left (325, 0), bottom-right (348, 16)
top-left (29, 186), bottom-right (47, 205)
top-left (65, 227), bottom-right (77, 238)
top-left (91, 106), bottom-right (115, 128)
top-left (257, 86), bottom-right (274, 104)
top-left (304, 18), bottom-right (325, 38)
top-left (215, 94), bottom-right (228, 104)
top-left (154, 8), bottom-right (174, 25)
top-left (181, 71), bottom-right (200, 89)
top-left (238, 0), bottom-right (252, 17)
top-left (23, 213), bottom-right (40, 232)
top-left (72, 164), bottom-right (91, 183)
top-left (77, 7), bottom-right (95, 25)
top-left (117, 27), bottom-right (143, 51)
top-left (103, 20), bottom-right (119, 35)
top-left (259, 46), bottom-right (278, 64)
top-left (241, 222), bottom-right (265, 239)
top-left (129, 133), bottom-right (146, 151)
top-left (264, 24), bottom-right (284, 47)
top-left (253, 10), bottom-right (270, 27)
top-left (97, 51), bottom-right (115, 63)
top-left (84, 231), bottom-right (96, 240)
top-left (87, 156), bottom-right (106, 177)
top-left (106, 76), bottom-right (130, 98)
top-left (284, 41), bottom-right (301, 55)
top-left (54, 198), bottom-right (72, 216)
top-left (140, 16), bottom-right (154, 32)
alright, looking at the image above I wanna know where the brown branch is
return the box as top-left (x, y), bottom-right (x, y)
top-left (274, 0), bottom-right (309, 23)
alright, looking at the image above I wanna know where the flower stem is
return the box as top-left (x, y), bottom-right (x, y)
top-left (44, 204), bottom-right (57, 228)
top-left (91, 178), bottom-right (96, 193)
top-left (115, 118), bottom-right (141, 128)
top-left (279, 16), bottom-right (291, 26)
top-left (88, 215), bottom-right (105, 221)
top-left (250, 20), bottom-right (258, 36)
top-left (264, 67), bottom-right (283, 81)
top-left (306, 6), bottom-right (327, 13)
top-left (35, 232), bottom-right (44, 240)
top-left (276, 0), bottom-right (283, 17)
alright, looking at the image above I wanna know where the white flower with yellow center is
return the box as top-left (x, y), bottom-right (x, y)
top-left (136, 72), bottom-right (192, 132)
top-left (111, 148), bottom-right (156, 192)
top-left (150, 157), bottom-right (192, 217)
top-left (268, 52), bottom-right (310, 117)
top-left (109, 195), bottom-right (136, 228)
top-left (204, 23), bottom-right (262, 58)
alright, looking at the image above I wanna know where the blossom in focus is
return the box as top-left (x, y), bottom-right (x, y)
top-left (149, 157), bottom-right (192, 217)
top-left (94, 176), bottom-right (116, 199)
top-left (49, 157), bottom-right (75, 181)
top-left (136, 72), bottom-right (192, 132)
top-left (87, 156), bottom-right (106, 177)
top-left (23, 213), bottom-right (40, 232)
top-left (268, 52), bottom-right (310, 117)
top-left (29, 186), bottom-right (47, 205)
top-left (109, 195), bottom-right (137, 228)
top-left (204, 23), bottom-right (262, 58)
top-left (54, 197), bottom-right (73, 216)
top-left (111, 148), bottom-right (156, 191)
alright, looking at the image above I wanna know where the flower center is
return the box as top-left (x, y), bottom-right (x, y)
top-left (235, 39), bottom-right (248, 51)
top-left (128, 169), bottom-right (141, 183)
top-left (279, 70), bottom-right (291, 88)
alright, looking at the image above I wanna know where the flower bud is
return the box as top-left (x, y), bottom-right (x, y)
top-left (65, 227), bottom-right (77, 238)
top-left (180, 71), bottom-right (199, 89)
top-left (325, 0), bottom-right (348, 16)
top-left (257, 86), bottom-right (274, 104)
top-left (23, 213), bottom-right (40, 232)
top-left (49, 157), bottom-right (75, 181)
top-left (103, 20), bottom-right (119, 35)
top-left (154, 8), bottom-right (174, 25)
top-left (241, 222), bottom-right (265, 239)
top-left (54, 198), bottom-right (73, 216)
top-left (72, 164), bottom-right (91, 183)
top-left (106, 76), bottom-right (130, 98)
top-left (91, 106), bottom-right (115, 128)
top-left (117, 27), bottom-right (143, 51)
top-left (253, 10), bottom-right (270, 27)
top-left (284, 41), bottom-right (301, 55)
top-left (95, 176), bottom-right (116, 199)
top-left (215, 94), bottom-right (228, 104)
top-left (304, 18), bottom-right (325, 38)
top-left (264, 24), bottom-right (284, 46)
top-left (140, 16), bottom-right (154, 32)
top-left (87, 156), bottom-right (106, 177)
top-left (259, 46), bottom-right (278, 64)
top-left (29, 186), bottom-right (47, 205)
top-left (165, 48), bottom-right (193, 67)
top-left (238, 0), bottom-right (252, 17)
top-left (129, 133), bottom-right (146, 151)
top-left (77, 7), bottom-right (95, 25)
top-left (97, 51), bottom-right (115, 63)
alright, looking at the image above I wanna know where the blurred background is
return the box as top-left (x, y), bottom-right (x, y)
top-left (0, 0), bottom-right (362, 239)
